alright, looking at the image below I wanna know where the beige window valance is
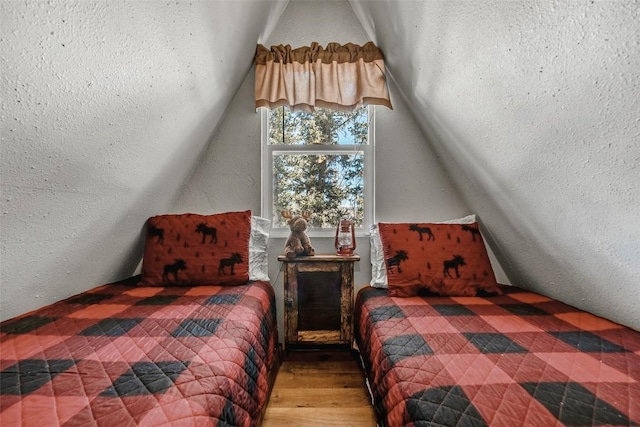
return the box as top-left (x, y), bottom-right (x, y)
top-left (254, 41), bottom-right (392, 112)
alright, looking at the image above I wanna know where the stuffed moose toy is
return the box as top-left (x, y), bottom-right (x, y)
top-left (282, 210), bottom-right (315, 259)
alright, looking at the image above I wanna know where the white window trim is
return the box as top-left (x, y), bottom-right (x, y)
top-left (260, 106), bottom-right (375, 238)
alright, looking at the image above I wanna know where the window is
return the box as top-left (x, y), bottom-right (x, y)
top-left (261, 106), bottom-right (375, 237)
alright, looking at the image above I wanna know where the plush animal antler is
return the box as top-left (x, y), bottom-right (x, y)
top-left (301, 211), bottom-right (312, 220)
top-left (281, 210), bottom-right (293, 219)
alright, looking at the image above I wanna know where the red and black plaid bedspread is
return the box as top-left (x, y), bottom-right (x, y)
top-left (0, 278), bottom-right (279, 426)
top-left (355, 285), bottom-right (640, 426)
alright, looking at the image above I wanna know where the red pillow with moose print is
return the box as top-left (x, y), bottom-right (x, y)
top-left (139, 211), bottom-right (252, 287)
top-left (378, 222), bottom-right (502, 297)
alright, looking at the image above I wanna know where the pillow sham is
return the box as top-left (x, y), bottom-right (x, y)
top-left (369, 215), bottom-right (477, 288)
top-left (139, 210), bottom-right (252, 287)
top-left (249, 215), bottom-right (271, 281)
top-left (378, 219), bottom-right (502, 297)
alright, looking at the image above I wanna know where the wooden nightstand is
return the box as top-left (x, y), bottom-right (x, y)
top-left (278, 254), bottom-right (360, 351)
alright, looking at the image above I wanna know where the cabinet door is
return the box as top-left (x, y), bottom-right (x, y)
top-left (297, 265), bottom-right (342, 342)
top-left (281, 256), bottom-right (358, 349)
top-left (285, 261), bottom-right (346, 345)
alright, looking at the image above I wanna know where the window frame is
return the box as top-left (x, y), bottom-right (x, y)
top-left (260, 106), bottom-right (375, 238)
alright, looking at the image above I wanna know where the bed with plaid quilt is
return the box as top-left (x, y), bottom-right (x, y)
top-left (355, 285), bottom-right (640, 426)
top-left (0, 277), bottom-right (279, 426)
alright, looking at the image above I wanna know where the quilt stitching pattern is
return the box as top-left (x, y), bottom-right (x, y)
top-left (0, 279), bottom-right (278, 427)
top-left (355, 286), bottom-right (640, 426)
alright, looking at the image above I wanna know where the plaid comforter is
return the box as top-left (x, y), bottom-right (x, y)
top-left (0, 278), bottom-right (279, 426)
top-left (355, 285), bottom-right (640, 426)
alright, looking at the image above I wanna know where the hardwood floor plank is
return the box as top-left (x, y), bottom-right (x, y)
top-left (262, 407), bottom-right (376, 426)
top-left (262, 357), bottom-right (377, 426)
top-left (273, 372), bottom-right (367, 388)
top-left (280, 359), bottom-right (362, 374)
top-left (267, 386), bottom-right (371, 407)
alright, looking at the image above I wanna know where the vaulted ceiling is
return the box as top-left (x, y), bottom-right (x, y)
top-left (349, 1), bottom-right (639, 330)
top-left (1, 1), bottom-right (638, 329)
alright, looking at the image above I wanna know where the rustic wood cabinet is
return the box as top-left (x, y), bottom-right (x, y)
top-left (278, 254), bottom-right (360, 350)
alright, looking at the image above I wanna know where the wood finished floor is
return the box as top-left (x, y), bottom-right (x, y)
top-left (262, 352), bottom-right (377, 426)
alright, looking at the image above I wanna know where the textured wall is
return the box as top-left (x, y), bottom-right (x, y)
top-left (0, 0), bottom-right (288, 321)
top-left (350, 0), bottom-right (640, 329)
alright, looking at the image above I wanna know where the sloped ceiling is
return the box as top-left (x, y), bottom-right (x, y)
top-left (0, 0), bottom-right (288, 321)
top-left (350, 0), bottom-right (639, 329)
top-left (1, 0), bottom-right (638, 330)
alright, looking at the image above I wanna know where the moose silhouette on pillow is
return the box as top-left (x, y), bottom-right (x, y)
top-left (139, 211), bottom-right (252, 287)
top-left (378, 221), bottom-right (502, 297)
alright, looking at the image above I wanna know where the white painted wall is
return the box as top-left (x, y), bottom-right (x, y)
top-left (0, 0), bottom-right (288, 321)
top-left (173, 0), bottom-right (477, 339)
top-left (350, 0), bottom-right (640, 330)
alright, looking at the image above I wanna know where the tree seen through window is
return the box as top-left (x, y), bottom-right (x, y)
top-left (268, 106), bottom-right (369, 229)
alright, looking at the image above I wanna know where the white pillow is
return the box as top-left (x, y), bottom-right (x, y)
top-left (369, 214), bottom-right (477, 288)
top-left (369, 223), bottom-right (387, 288)
top-left (249, 215), bottom-right (271, 281)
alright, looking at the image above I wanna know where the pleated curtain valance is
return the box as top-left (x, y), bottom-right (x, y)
top-left (254, 41), bottom-right (393, 112)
